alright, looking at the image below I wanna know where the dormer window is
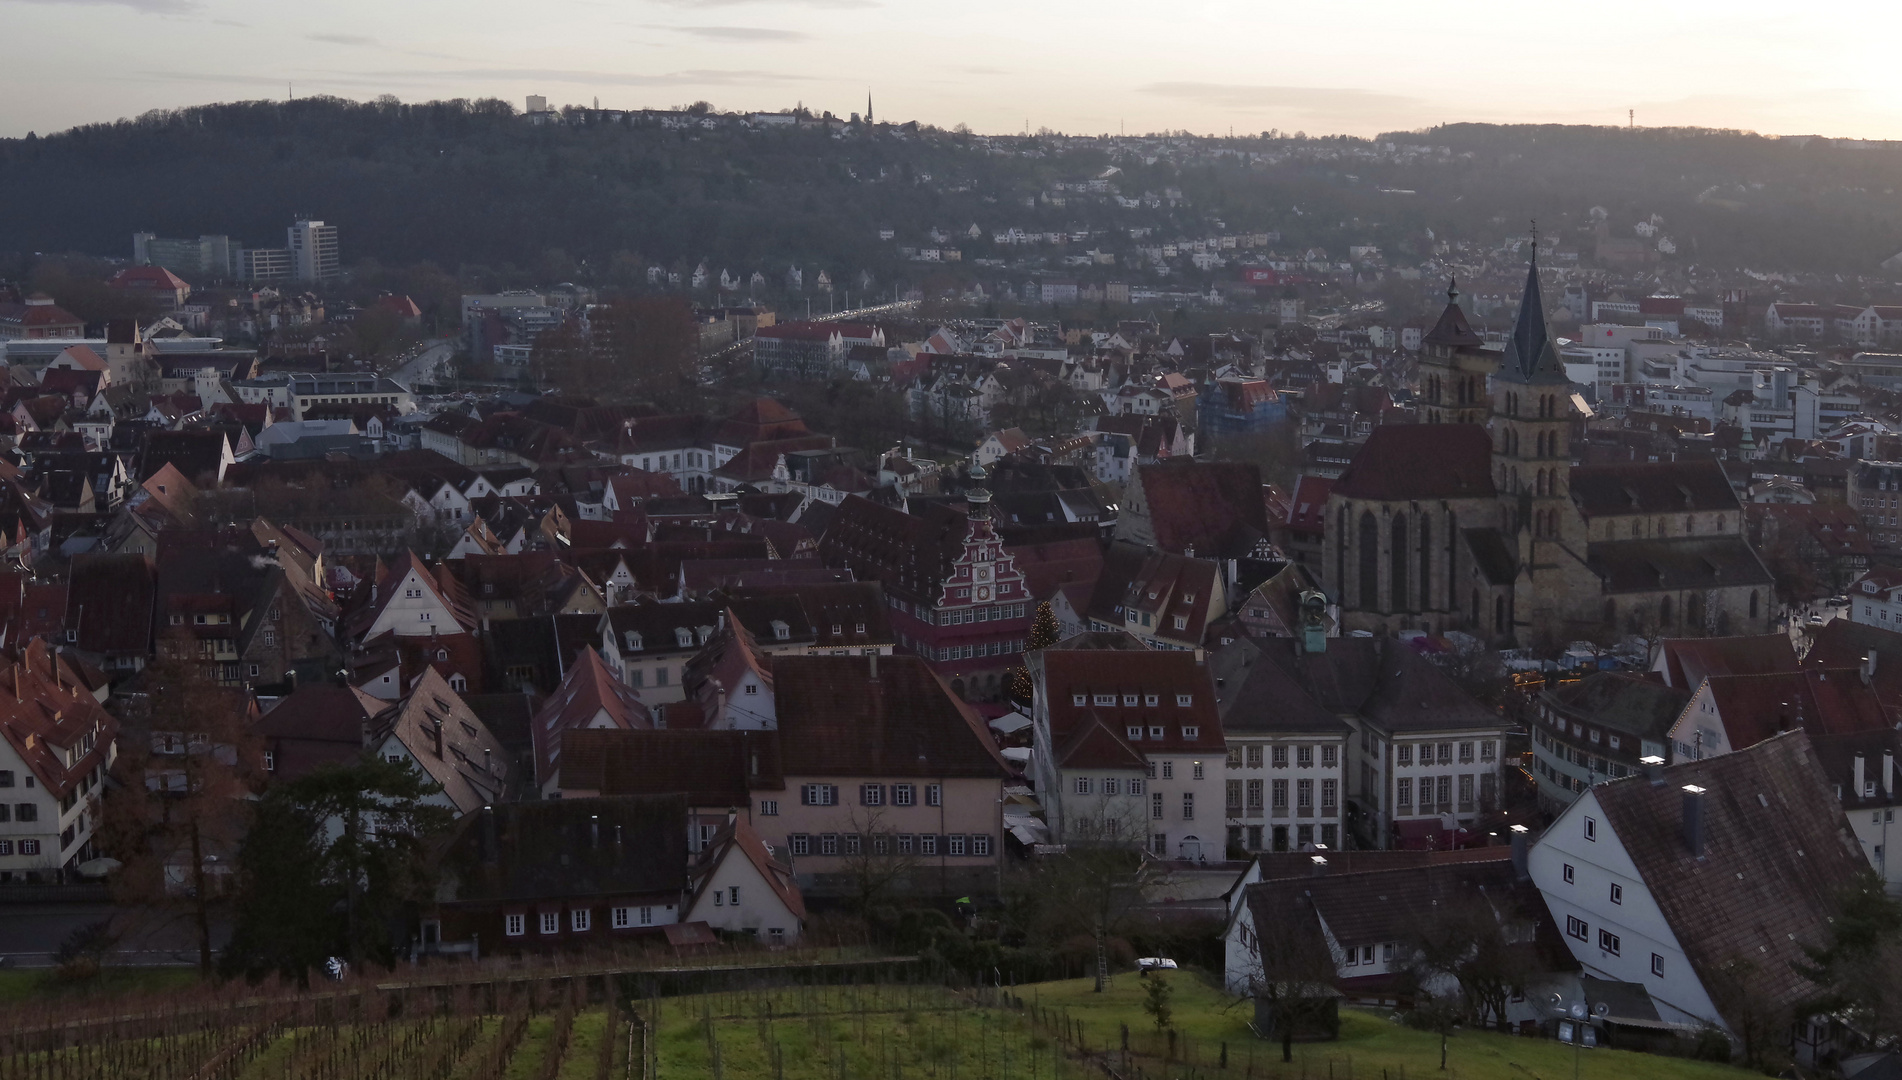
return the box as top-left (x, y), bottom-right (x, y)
top-left (1073, 694), bottom-right (1087, 706)
top-left (625, 632), bottom-right (643, 651)
top-left (674, 627), bottom-right (693, 648)
top-left (1123, 694), bottom-right (1139, 706)
top-left (1149, 725), bottom-right (1165, 739)
top-left (1145, 694), bottom-right (1159, 706)
top-left (1182, 726), bottom-right (1199, 740)
top-left (1183, 592), bottom-right (1194, 603)
top-left (1176, 694), bottom-right (1192, 707)
top-left (832, 624), bottom-right (843, 635)
top-left (771, 620), bottom-right (790, 641)
top-left (1127, 726), bottom-right (1142, 739)
top-left (697, 626), bottom-right (712, 645)
top-left (1094, 693), bottom-right (1116, 706)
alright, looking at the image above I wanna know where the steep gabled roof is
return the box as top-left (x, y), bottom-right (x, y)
top-left (1498, 254), bottom-right (1567, 385)
top-left (1420, 280), bottom-right (1486, 349)
top-left (530, 648), bottom-right (652, 786)
top-left (1587, 732), bottom-right (1869, 1028)
top-left (1334, 425), bottom-right (1495, 502)
top-left (691, 816), bottom-right (805, 922)
top-left (773, 654), bottom-right (1010, 778)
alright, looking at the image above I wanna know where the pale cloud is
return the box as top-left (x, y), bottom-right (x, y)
top-left (4, 0), bottom-right (195, 12)
top-left (307, 32), bottom-right (375, 46)
top-left (1140, 81), bottom-right (1423, 115)
top-left (652, 25), bottom-right (810, 41)
top-left (371, 67), bottom-right (814, 87)
top-left (653, 0), bottom-right (877, 9)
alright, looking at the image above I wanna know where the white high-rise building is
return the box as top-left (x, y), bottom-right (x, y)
top-left (288, 219), bottom-right (339, 282)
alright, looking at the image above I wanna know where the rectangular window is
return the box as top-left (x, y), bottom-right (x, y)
top-left (1151, 792), bottom-right (1164, 820)
top-left (540, 911), bottom-right (560, 935)
top-left (1297, 779), bottom-right (1313, 808)
top-left (802, 784), bottom-right (837, 806)
top-left (1272, 779), bottom-right (1289, 810)
top-left (1075, 777), bottom-right (1092, 795)
top-left (1609, 883), bottom-right (1623, 905)
top-left (759, 800), bottom-right (779, 816)
top-left (18, 839), bottom-right (36, 856)
top-left (1650, 953), bottom-right (1664, 977)
top-left (972, 834), bottom-right (992, 856)
top-left (1227, 747), bottom-right (1243, 768)
top-left (1271, 746), bottom-right (1289, 768)
top-left (1459, 742), bottom-right (1475, 764)
top-left (1584, 817), bottom-right (1598, 841)
top-left (612, 907), bottom-right (631, 929)
top-left (1321, 745), bottom-right (1338, 768)
top-left (861, 784), bottom-right (884, 806)
top-left (925, 784), bottom-right (942, 807)
top-left (893, 784), bottom-right (915, 806)
top-left (571, 908), bottom-right (591, 932)
top-left (790, 834), bottom-right (810, 856)
top-left (1128, 778), bottom-right (1144, 796)
top-left (1437, 776), bottom-right (1452, 807)
top-left (1192, 762), bottom-right (1204, 780)
top-left (1181, 793), bottom-right (1194, 821)
top-left (1481, 740), bottom-right (1497, 762)
top-left (1598, 930), bottom-right (1621, 956)
top-left (920, 835), bottom-right (937, 856)
top-left (1396, 777), bottom-right (1412, 809)
top-left (1246, 745), bottom-right (1263, 768)
top-left (1564, 862), bottom-right (1575, 883)
top-left (1297, 746), bottom-right (1314, 768)
top-left (843, 834), bottom-right (862, 855)
top-left (897, 834), bottom-right (914, 854)
top-left (505, 914), bottom-right (525, 937)
top-left (1151, 833), bottom-right (1168, 856)
top-left (820, 834), bottom-right (839, 855)
top-left (1321, 779), bottom-right (1338, 811)
top-left (1566, 915), bottom-right (1588, 941)
top-left (948, 835), bottom-right (966, 856)
top-left (1458, 774), bottom-right (1474, 808)
top-left (1397, 744), bottom-right (1413, 766)
top-left (1161, 761), bottom-right (1174, 780)
top-left (1246, 779), bottom-right (1263, 809)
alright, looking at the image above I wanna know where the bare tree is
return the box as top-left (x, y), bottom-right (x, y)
top-left (835, 806), bottom-right (922, 914)
top-left (1393, 890), bottom-right (1539, 1031)
top-left (1234, 895), bottom-right (1340, 1062)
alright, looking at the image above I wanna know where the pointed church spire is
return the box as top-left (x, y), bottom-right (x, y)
top-left (1501, 244), bottom-right (1566, 384)
top-left (866, 90), bottom-right (873, 125)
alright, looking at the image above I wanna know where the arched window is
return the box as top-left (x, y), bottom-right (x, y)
top-left (1391, 513), bottom-right (1409, 612)
top-left (1660, 596), bottom-right (1674, 627)
top-left (1358, 511), bottom-right (1379, 611)
top-left (1418, 513), bottom-right (1433, 611)
top-left (1685, 514), bottom-right (1696, 534)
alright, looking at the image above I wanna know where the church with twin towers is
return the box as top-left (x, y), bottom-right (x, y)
top-left (1324, 254), bottom-right (1773, 648)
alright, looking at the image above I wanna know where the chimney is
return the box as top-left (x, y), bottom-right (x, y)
top-left (590, 813), bottom-right (600, 849)
top-left (1682, 785), bottom-right (1707, 858)
top-left (1641, 755), bottom-right (1665, 785)
top-left (1854, 753), bottom-right (1868, 801)
top-left (1309, 855), bottom-right (1328, 877)
top-left (1509, 824), bottom-right (1530, 881)
top-left (1864, 652), bottom-right (1879, 685)
top-left (1885, 750), bottom-right (1896, 797)
top-left (431, 716), bottom-right (444, 759)
top-left (481, 805), bottom-right (499, 864)
top-left (868, 651), bottom-right (878, 681)
top-left (749, 751), bottom-right (758, 778)
top-left (483, 747), bottom-right (493, 774)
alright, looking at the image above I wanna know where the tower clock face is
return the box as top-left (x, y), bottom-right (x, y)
top-left (976, 585), bottom-right (991, 601)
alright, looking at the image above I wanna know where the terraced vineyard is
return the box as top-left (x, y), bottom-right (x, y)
top-left (0, 986), bottom-right (636, 1080)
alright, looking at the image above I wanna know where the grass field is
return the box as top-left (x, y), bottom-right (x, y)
top-left (0, 966), bottom-right (199, 1003)
top-left (1022, 973), bottom-right (1758, 1080)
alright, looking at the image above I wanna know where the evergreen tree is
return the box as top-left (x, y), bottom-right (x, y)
top-left (222, 758), bottom-right (452, 982)
top-left (1006, 600), bottom-right (1061, 702)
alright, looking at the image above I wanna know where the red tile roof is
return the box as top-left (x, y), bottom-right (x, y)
top-left (772, 654), bottom-right (1011, 778)
top-left (531, 649), bottom-right (652, 786)
top-left (1333, 424), bottom-right (1495, 502)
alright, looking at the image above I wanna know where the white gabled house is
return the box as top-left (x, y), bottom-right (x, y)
top-left (684, 816), bottom-right (806, 945)
top-left (1527, 731), bottom-right (1869, 1059)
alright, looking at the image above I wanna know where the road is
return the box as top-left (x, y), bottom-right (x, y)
top-left (387, 338), bottom-right (456, 390)
top-left (0, 902), bottom-right (230, 968)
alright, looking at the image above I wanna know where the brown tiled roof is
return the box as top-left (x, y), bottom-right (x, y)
top-left (1133, 460), bottom-right (1270, 558)
top-left (65, 553), bottom-right (156, 657)
top-left (1254, 636), bottom-right (1499, 735)
top-left (1210, 638), bottom-right (1353, 736)
top-left (532, 649), bottom-right (652, 786)
top-left (1705, 668), bottom-right (1895, 748)
top-left (692, 817), bottom-right (805, 921)
top-left (773, 654), bottom-right (1011, 778)
top-left (1569, 459), bottom-right (1740, 517)
top-left (1658, 634), bottom-right (1798, 690)
top-left (559, 727), bottom-right (784, 801)
top-left (1054, 714), bottom-right (1147, 770)
top-left (1036, 647), bottom-right (1226, 754)
top-left (1588, 731), bottom-right (1869, 1026)
top-left (433, 795), bottom-right (688, 904)
top-left (254, 683), bottom-right (383, 781)
top-left (1333, 424), bottom-right (1495, 502)
top-left (0, 638), bottom-right (119, 800)
top-left (1583, 537), bottom-right (1772, 594)
top-left (1421, 292), bottom-right (1486, 349)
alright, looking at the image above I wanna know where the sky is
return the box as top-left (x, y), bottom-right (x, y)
top-left (3, 0), bottom-right (1901, 141)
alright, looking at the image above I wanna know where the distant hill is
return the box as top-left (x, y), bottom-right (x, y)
top-left (1, 98), bottom-right (1900, 281)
